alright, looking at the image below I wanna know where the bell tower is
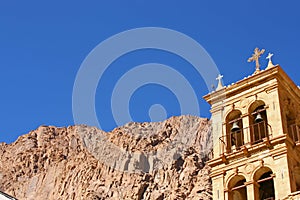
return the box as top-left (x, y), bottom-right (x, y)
top-left (204, 48), bottom-right (300, 200)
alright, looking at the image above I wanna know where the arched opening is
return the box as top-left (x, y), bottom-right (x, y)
top-left (226, 110), bottom-right (244, 152)
top-left (288, 116), bottom-right (299, 142)
top-left (287, 116), bottom-right (300, 143)
top-left (254, 167), bottom-right (275, 200)
top-left (285, 98), bottom-right (300, 143)
top-left (248, 101), bottom-right (269, 144)
top-left (228, 175), bottom-right (248, 200)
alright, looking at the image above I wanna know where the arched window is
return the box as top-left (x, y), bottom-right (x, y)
top-left (285, 98), bottom-right (299, 143)
top-left (288, 116), bottom-right (298, 142)
top-left (248, 101), bottom-right (269, 144)
top-left (228, 175), bottom-right (248, 200)
top-left (226, 110), bottom-right (244, 152)
top-left (253, 167), bottom-right (275, 200)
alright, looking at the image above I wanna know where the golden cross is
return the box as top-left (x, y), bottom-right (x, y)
top-left (247, 47), bottom-right (265, 73)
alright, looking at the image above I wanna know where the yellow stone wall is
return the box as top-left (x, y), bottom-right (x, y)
top-left (204, 66), bottom-right (300, 200)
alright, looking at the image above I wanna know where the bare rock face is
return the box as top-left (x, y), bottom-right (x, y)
top-left (0, 115), bottom-right (212, 200)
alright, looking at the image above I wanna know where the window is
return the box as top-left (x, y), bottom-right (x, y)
top-left (254, 167), bottom-right (275, 200)
top-left (225, 110), bottom-right (244, 152)
top-left (248, 101), bottom-right (269, 144)
top-left (228, 175), bottom-right (248, 200)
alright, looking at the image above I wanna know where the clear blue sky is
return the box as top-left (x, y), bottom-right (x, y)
top-left (1, 1), bottom-right (299, 143)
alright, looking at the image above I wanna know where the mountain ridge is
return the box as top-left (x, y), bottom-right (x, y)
top-left (0, 115), bottom-right (212, 200)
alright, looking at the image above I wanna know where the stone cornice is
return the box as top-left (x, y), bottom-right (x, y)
top-left (203, 65), bottom-right (300, 105)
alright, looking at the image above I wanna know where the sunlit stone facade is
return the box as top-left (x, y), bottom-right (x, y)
top-left (204, 65), bottom-right (300, 200)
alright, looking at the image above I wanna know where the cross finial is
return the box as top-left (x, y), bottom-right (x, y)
top-left (216, 74), bottom-right (224, 90)
top-left (266, 53), bottom-right (273, 60)
top-left (247, 47), bottom-right (265, 74)
top-left (266, 53), bottom-right (275, 69)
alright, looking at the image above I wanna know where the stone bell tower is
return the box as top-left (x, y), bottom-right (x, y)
top-left (204, 48), bottom-right (300, 200)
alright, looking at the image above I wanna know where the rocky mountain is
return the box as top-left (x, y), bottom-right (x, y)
top-left (0, 115), bottom-right (212, 200)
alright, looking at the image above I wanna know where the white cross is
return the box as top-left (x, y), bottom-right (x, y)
top-left (216, 74), bottom-right (224, 90)
top-left (216, 74), bottom-right (223, 82)
top-left (266, 53), bottom-right (273, 61)
top-left (266, 53), bottom-right (275, 69)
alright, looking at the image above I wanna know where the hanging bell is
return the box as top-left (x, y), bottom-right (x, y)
top-left (255, 113), bottom-right (263, 123)
top-left (231, 121), bottom-right (240, 132)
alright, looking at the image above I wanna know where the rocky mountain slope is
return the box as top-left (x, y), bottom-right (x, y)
top-left (0, 115), bottom-right (212, 200)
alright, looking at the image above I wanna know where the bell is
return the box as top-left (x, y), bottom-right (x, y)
top-left (231, 121), bottom-right (240, 132)
top-left (255, 113), bottom-right (263, 123)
